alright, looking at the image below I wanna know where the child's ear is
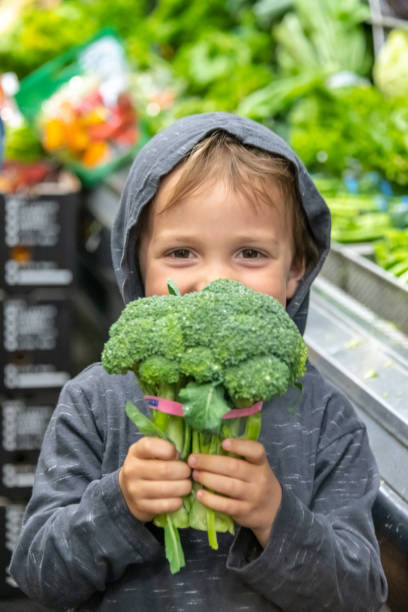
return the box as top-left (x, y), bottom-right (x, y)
top-left (286, 256), bottom-right (306, 299)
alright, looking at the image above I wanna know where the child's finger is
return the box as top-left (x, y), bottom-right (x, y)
top-left (195, 487), bottom-right (246, 519)
top-left (188, 453), bottom-right (251, 481)
top-left (138, 459), bottom-right (191, 481)
top-left (138, 497), bottom-right (186, 517)
top-left (132, 437), bottom-right (179, 460)
top-left (222, 438), bottom-right (266, 465)
top-left (140, 478), bottom-right (192, 499)
top-left (192, 470), bottom-right (245, 500)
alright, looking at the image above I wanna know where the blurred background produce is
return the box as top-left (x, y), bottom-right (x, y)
top-left (1, 0), bottom-right (407, 280)
top-left (0, 2), bottom-right (407, 609)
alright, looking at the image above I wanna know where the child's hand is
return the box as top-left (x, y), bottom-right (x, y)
top-left (119, 437), bottom-right (192, 523)
top-left (188, 438), bottom-right (282, 548)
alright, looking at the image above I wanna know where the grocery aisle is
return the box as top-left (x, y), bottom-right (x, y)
top-left (1, 0), bottom-right (408, 610)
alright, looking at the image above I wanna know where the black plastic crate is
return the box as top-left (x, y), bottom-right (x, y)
top-left (0, 290), bottom-right (73, 393)
top-left (0, 289), bottom-right (72, 353)
top-left (1, 360), bottom-right (71, 395)
top-left (0, 459), bottom-right (38, 502)
top-left (0, 503), bottom-right (26, 598)
top-left (0, 393), bottom-right (56, 459)
top-left (0, 190), bottom-right (80, 292)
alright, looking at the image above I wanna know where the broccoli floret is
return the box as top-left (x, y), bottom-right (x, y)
top-left (138, 356), bottom-right (182, 399)
top-left (102, 279), bottom-right (307, 431)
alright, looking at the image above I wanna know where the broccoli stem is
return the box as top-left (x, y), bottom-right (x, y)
top-left (207, 509), bottom-right (218, 550)
top-left (164, 513), bottom-right (186, 574)
top-left (152, 409), bottom-right (169, 433)
top-left (210, 433), bottom-right (221, 454)
top-left (206, 432), bottom-right (220, 550)
top-left (221, 417), bottom-right (241, 441)
top-left (149, 383), bottom-right (192, 559)
top-left (167, 415), bottom-right (185, 456)
top-left (194, 431), bottom-right (223, 550)
top-left (192, 429), bottom-right (201, 454)
top-left (136, 385), bottom-right (261, 566)
top-left (158, 380), bottom-right (177, 400)
top-left (181, 422), bottom-right (191, 462)
top-left (243, 412), bottom-right (262, 441)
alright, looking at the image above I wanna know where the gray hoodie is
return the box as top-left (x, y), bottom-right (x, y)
top-left (10, 113), bottom-right (387, 611)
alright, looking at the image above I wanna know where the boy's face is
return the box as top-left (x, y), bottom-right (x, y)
top-left (139, 168), bottom-right (305, 305)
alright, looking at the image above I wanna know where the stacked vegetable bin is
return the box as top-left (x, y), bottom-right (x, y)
top-left (0, 176), bottom-right (80, 597)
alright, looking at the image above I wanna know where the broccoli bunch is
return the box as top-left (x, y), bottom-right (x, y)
top-left (102, 278), bottom-right (307, 431)
top-left (102, 279), bottom-right (307, 572)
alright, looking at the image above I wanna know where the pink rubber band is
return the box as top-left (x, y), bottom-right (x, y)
top-left (144, 396), bottom-right (262, 419)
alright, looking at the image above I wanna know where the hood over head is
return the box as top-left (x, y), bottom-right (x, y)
top-left (111, 112), bottom-right (331, 334)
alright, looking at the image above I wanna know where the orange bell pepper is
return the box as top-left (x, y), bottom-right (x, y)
top-left (81, 141), bottom-right (110, 167)
top-left (43, 119), bottom-right (66, 151)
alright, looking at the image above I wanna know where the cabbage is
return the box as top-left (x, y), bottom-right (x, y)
top-left (374, 29), bottom-right (408, 98)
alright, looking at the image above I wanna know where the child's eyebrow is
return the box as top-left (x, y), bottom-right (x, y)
top-left (156, 232), bottom-right (281, 245)
top-left (154, 233), bottom-right (197, 243)
top-left (231, 234), bottom-right (280, 244)
top-left (154, 233), bottom-right (283, 256)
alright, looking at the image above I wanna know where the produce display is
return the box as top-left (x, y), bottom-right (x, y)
top-left (0, 160), bottom-right (57, 193)
top-left (0, 0), bottom-right (407, 587)
top-left (3, 121), bottom-right (44, 163)
top-left (39, 79), bottom-right (139, 170)
top-left (374, 28), bottom-right (408, 98)
top-left (373, 230), bottom-right (408, 285)
top-left (312, 170), bottom-right (408, 284)
top-left (324, 193), bottom-right (391, 244)
top-left (289, 85), bottom-right (408, 188)
top-left (238, 0), bottom-right (371, 121)
top-left (1, 1), bottom-right (407, 291)
top-left (13, 29), bottom-right (148, 185)
top-left (101, 279), bottom-right (307, 572)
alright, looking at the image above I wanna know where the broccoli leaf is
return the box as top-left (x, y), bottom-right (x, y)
top-left (164, 514), bottom-right (186, 574)
top-left (179, 382), bottom-right (230, 433)
top-left (167, 278), bottom-right (181, 296)
top-left (125, 401), bottom-right (172, 442)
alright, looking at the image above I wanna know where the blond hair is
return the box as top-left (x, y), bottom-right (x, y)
top-left (141, 129), bottom-right (319, 273)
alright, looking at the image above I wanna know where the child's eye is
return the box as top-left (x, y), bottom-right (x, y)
top-left (239, 248), bottom-right (264, 259)
top-left (168, 248), bottom-right (193, 259)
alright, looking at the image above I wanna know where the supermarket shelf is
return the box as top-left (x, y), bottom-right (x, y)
top-left (320, 241), bottom-right (408, 336)
top-left (306, 276), bottom-right (408, 505)
top-left (306, 276), bottom-right (408, 606)
top-left (368, 0), bottom-right (408, 56)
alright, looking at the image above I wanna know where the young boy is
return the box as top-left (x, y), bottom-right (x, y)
top-left (10, 113), bottom-right (387, 611)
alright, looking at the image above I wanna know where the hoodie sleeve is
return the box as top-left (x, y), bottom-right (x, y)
top-left (9, 380), bottom-right (162, 610)
top-left (226, 398), bottom-right (388, 611)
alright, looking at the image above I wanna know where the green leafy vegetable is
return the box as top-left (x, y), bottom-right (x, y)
top-left (179, 382), bottom-right (230, 433)
top-left (163, 513), bottom-right (186, 574)
top-left (373, 229), bottom-right (408, 285)
top-left (4, 121), bottom-right (45, 163)
top-left (167, 278), bottom-right (181, 296)
top-left (289, 85), bottom-right (408, 187)
top-left (273, 0), bottom-right (370, 77)
top-left (374, 29), bottom-right (408, 99)
top-left (102, 279), bottom-right (307, 572)
top-left (125, 401), bottom-right (172, 442)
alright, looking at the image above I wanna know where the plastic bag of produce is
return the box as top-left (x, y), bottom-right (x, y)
top-left (14, 28), bottom-right (149, 186)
